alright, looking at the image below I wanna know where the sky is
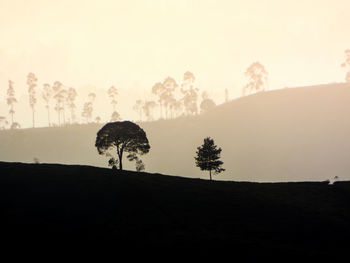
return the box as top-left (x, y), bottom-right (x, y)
top-left (0, 0), bottom-right (350, 127)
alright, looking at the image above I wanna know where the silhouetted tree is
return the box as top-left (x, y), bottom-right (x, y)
top-left (142, 100), bottom-right (157, 121)
top-left (108, 157), bottom-right (118, 169)
top-left (341, 49), bottom-right (350, 82)
top-left (27, 73), bottom-right (37, 127)
top-left (66, 87), bottom-right (78, 123)
top-left (82, 102), bottom-right (93, 123)
top-left (127, 153), bottom-right (146, 172)
top-left (200, 98), bottom-right (216, 113)
top-left (108, 86), bottom-right (118, 111)
top-left (110, 111), bottom-right (121, 122)
top-left (133, 99), bottom-right (143, 121)
top-left (162, 77), bottom-right (178, 119)
top-left (0, 116), bottom-right (8, 130)
top-left (195, 137), bottom-right (225, 180)
top-left (242, 62), bottom-right (268, 95)
top-left (181, 71), bottom-right (199, 115)
top-left (11, 122), bottom-right (21, 129)
top-left (53, 81), bottom-right (65, 126)
top-left (135, 158), bottom-right (145, 172)
top-left (7, 80), bottom-right (17, 126)
top-left (152, 82), bottom-right (166, 119)
top-left (82, 93), bottom-right (96, 123)
top-left (95, 121), bottom-right (150, 170)
top-left (42, 83), bottom-right (52, 126)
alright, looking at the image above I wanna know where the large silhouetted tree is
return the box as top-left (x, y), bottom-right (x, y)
top-left (42, 83), bottom-right (52, 126)
top-left (242, 62), bottom-right (268, 95)
top-left (95, 121), bottom-right (150, 170)
top-left (7, 80), bottom-right (17, 126)
top-left (195, 137), bottom-right (225, 180)
top-left (27, 73), bottom-right (37, 127)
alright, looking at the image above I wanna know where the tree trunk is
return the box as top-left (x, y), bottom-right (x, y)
top-left (209, 170), bottom-right (212, 181)
top-left (47, 107), bottom-right (50, 127)
top-left (118, 148), bottom-right (123, 170)
top-left (32, 109), bottom-right (35, 128)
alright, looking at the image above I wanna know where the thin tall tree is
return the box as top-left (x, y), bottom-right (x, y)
top-left (133, 99), bottom-right (144, 121)
top-left (26, 73), bottom-right (37, 128)
top-left (108, 86), bottom-right (118, 111)
top-left (341, 49), bottom-right (350, 82)
top-left (181, 71), bottom-right (198, 116)
top-left (42, 83), bottom-right (52, 127)
top-left (7, 80), bottom-right (17, 126)
top-left (53, 81), bottom-right (65, 126)
top-left (67, 87), bottom-right (78, 123)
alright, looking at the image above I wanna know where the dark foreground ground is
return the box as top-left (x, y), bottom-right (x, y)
top-left (1, 162), bottom-right (350, 258)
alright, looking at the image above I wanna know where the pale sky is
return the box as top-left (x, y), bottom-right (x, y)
top-left (1, 0), bottom-right (349, 127)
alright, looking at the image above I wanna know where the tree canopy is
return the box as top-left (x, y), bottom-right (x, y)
top-left (95, 121), bottom-right (150, 171)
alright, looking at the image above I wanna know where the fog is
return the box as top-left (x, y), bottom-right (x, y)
top-left (1, 0), bottom-right (350, 127)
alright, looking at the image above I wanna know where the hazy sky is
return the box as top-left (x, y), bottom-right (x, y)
top-left (1, 0), bottom-right (350, 127)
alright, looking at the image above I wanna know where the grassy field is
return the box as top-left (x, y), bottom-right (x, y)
top-left (1, 161), bottom-right (349, 257)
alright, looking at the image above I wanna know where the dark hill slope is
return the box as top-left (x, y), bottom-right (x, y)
top-left (1, 83), bottom-right (350, 182)
top-left (1, 162), bottom-right (350, 256)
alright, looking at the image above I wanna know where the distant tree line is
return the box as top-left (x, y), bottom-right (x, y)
top-left (0, 70), bottom-right (223, 129)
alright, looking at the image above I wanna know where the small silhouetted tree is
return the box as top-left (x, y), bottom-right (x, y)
top-left (200, 98), bottom-right (216, 113)
top-left (7, 80), bottom-right (17, 126)
top-left (242, 62), bottom-right (268, 95)
top-left (95, 121), bottom-right (150, 170)
top-left (27, 73), bottom-right (37, 127)
top-left (195, 137), bottom-right (225, 180)
top-left (110, 111), bottom-right (121, 122)
top-left (0, 116), bottom-right (8, 130)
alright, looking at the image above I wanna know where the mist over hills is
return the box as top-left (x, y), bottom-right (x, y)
top-left (1, 83), bottom-right (350, 182)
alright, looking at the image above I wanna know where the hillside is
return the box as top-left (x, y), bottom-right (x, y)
top-left (1, 161), bottom-right (350, 257)
top-left (1, 83), bottom-right (350, 182)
